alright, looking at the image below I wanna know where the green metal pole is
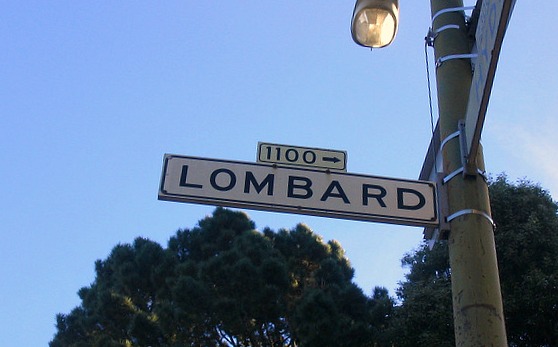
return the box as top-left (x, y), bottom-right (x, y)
top-left (429, 1), bottom-right (507, 346)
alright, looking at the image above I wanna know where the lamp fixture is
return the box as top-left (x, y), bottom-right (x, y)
top-left (351, 0), bottom-right (399, 48)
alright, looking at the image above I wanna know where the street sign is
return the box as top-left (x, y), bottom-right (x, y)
top-left (464, 0), bottom-right (516, 165)
top-left (159, 154), bottom-right (438, 227)
top-left (257, 142), bottom-right (347, 171)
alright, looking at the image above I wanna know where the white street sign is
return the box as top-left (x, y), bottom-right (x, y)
top-left (257, 142), bottom-right (347, 171)
top-left (465, 0), bottom-right (515, 165)
top-left (159, 154), bottom-right (438, 227)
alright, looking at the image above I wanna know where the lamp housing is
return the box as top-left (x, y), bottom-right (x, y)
top-left (351, 0), bottom-right (399, 48)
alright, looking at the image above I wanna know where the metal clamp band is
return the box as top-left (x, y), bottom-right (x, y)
top-left (436, 53), bottom-right (478, 67)
top-left (446, 209), bottom-right (494, 228)
top-left (440, 130), bottom-right (460, 152)
top-left (434, 24), bottom-right (461, 36)
top-left (443, 167), bottom-right (488, 184)
top-left (431, 6), bottom-right (475, 25)
top-left (443, 167), bottom-right (464, 184)
top-left (426, 24), bottom-right (461, 46)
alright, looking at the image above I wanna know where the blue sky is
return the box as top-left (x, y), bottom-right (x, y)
top-left (1, 1), bottom-right (556, 345)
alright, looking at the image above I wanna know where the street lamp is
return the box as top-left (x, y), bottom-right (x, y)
top-left (350, 0), bottom-right (399, 48)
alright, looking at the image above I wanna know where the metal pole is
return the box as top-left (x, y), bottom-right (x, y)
top-left (429, 1), bottom-right (507, 346)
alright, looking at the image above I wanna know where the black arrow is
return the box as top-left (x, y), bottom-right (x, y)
top-left (322, 156), bottom-right (341, 163)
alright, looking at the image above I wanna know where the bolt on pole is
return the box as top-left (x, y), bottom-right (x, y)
top-left (429, 0), bottom-right (508, 346)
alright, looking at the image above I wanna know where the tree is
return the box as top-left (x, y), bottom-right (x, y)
top-left (490, 176), bottom-right (558, 346)
top-left (387, 176), bottom-right (558, 346)
top-left (51, 238), bottom-right (176, 347)
top-left (51, 207), bottom-right (386, 346)
top-left (386, 243), bottom-right (453, 347)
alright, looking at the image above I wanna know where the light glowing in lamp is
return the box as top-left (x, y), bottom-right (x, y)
top-left (351, 0), bottom-right (399, 48)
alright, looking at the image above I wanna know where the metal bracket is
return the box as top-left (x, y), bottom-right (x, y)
top-left (425, 28), bottom-right (436, 47)
top-left (437, 121), bottom-right (483, 181)
top-left (458, 120), bottom-right (478, 176)
top-left (424, 120), bottom-right (491, 247)
top-left (438, 123), bottom-right (478, 182)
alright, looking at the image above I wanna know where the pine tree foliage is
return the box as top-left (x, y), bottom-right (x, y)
top-left (490, 176), bottom-right (558, 346)
top-left (51, 208), bottom-right (386, 347)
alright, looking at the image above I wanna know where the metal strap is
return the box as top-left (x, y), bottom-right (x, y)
top-left (443, 167), bottom-right (464, 184)
top-left (440, 130), bottom-right (460, 152)
top-left (431, 6), bottom-right (475, 25)
top-left (446, 209), bottom-right (495, 228)
top-left (443, 167), bottom-right (487, 184)
top-left (436, 53), bottom-right (478, 67)
top-left (426, 24), bottom-right (462, 46)
top-left (434, 24), bottom-right (461, 36)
